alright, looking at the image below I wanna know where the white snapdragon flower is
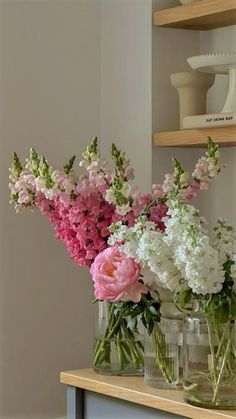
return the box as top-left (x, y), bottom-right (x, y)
top-left (79, 159), bottom-right (88, 168)
top-left (116, 203), bottom-right (131, 216)
top-left (35, 177), bottom-right (60, 199)
top-left (51, 170), bottom-right (75, 194)
top-left (92, 173), bottom-right (107, 185)
top-left (163, 173), bottom-right (175, 193)
top-left (87, 161), bottom-right (99, 173)
top-left (105, 188), bottom-right (115, 204)
top-left (125, 167), bottom-right (135, 181)
top-left (105, 181), bottom-right (132, 215)
top-left (121, 182), bottom-right (131, 198)
top-left (180, 171), bottom-right (189, 187)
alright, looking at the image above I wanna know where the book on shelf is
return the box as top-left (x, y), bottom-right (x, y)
top-left (183, 112), bottom-right (236, 129)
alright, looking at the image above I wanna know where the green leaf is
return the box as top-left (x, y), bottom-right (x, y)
top-left (179, 289), bottom-right (192, 309)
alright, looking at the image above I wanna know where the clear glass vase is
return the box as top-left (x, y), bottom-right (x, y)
top-left (183, 312), bottom-right (236, 409)
top-left (93, 301), bottom-right (144, 376)
top-left (144, 318), bottom-right (180, 388)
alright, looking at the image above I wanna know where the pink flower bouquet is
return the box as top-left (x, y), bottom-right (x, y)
top-left (9, 137), bottom-right (222, 375)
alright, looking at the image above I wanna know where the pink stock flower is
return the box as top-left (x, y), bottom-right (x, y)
top-left (91, 246), bottom-right (148, 302)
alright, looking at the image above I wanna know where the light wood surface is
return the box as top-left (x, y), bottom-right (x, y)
top-left (153, 126), bottom-right (236, 147)
top-left (153, 0), bottom-right (236, 30)
top-left (60, 368), bottom-right (236, 419)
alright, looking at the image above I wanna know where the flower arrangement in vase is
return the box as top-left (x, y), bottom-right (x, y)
top-left (9, 137), bottom-right (225, 383)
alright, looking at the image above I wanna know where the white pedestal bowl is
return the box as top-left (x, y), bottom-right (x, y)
top-left (187, 53), bottom-right (236, 113)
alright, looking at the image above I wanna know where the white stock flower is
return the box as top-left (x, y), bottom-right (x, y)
top-left (230, 255), bottom-right (236, 289)
top-left (108, 222), bottom-right (128, 246)
top-left (137, 229), bottom-right (184, 292)
top-left (212, 218), bottom-right (236, 265)
top-left (164, 201), bottom-right (225, 295)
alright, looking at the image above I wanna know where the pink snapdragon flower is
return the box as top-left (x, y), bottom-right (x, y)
top-left (149, 203), bottom-right (168, 230)
top-left (91, 246), bottom-right (148, 302)
top-left (152, 184), bottom-right (165, 200)
top-left (36, 181), bottom-right (115, 267)
top-left (181, 180), bottom-right (200, 203)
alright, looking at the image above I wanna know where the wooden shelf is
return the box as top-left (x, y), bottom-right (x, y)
top-left (153, 0), bottom-right (236, 30)
top-left (153, 126), bottom-right (236, 147)
top-left (60, 368), bottom-right (236, 419)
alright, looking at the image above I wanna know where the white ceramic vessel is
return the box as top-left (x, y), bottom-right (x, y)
top-left (187, 53), bottom-right (236, 113)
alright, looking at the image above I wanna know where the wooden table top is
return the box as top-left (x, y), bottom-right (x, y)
top-left (60, 368), bottom-right (236, 419)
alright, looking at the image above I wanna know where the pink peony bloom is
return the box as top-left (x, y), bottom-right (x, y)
top-left (91, 246), bottom-right (148, 303)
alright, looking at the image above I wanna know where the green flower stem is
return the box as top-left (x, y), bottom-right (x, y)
top-left (107, 312), bottom-right (123, 338)
top-left (151, 323), bottom-right (176, 383)
top-left (215, 323), bottom-right (234, 377)
top-left (212, 337), bottom-right (231, 405)
top-left (116, 330), bottom-right (126, 370)
top-left (93, 302), bottom-right (144, 371)
top-left (121, 322), bottom-right (144, 366)
top-left (205, 318), bottom-right (236, 406)
top-left (205, 317), bottom-right (218, 387)
top-left (93, 338), bottom-right (111, 366)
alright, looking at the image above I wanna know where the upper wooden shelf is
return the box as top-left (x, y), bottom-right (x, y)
top-left (60, 368), bottom-right (236, 419)
top-left (153, 126), bottom-right (236, 147)
top-left (153, 0), bottom-right (236, 30)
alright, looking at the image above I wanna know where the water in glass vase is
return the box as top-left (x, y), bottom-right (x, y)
top-left (94, 336), bottom-right (144, 376)
top-left (144, 318), bottom-right (180, 388)
top-left (93, 301), bottom-right (144, 376)
top-left (183, 315), bottom-right (236, 409)
top-left (185, 374), bottom-right (236, 410)
top-left (145, 351), bottom-right (179, 388)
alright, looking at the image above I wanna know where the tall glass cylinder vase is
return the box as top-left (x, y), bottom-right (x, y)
top-left (144, 317), bottom-right (180, 388)
top-left (160, 300), bottom-right (184, 373)
top-left (93, 301), bottom-right (144, 376)
top-left (183, 312), bottom-right (236, 409)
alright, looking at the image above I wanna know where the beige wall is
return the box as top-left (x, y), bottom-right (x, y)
top-left (0, 1), bottom-right (100, 418)
top-left (100, 0), bottom-right (152, 192)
